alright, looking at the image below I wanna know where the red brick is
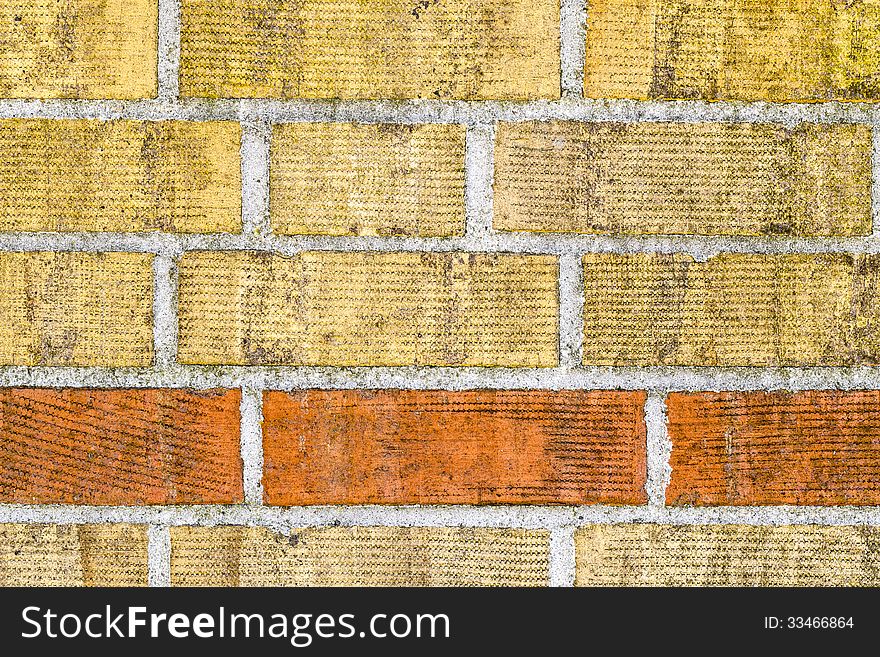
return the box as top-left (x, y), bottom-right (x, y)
top-left (262, 389), bottom-right (647, 505)
top-left (667, 391), bottom-right (880, 506)
top-left (0, 388), bottom-right (243, 504)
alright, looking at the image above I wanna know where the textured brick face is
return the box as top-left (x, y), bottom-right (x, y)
top-left (667, 391), bottom-right (880, 506)
top-left (582, 253), bottom-right (880, 366)
top-left (271, 123), bottom-right (466, 237)
top-left (262, 390), bottom-right (647, 505)
top-left (575, 524), bottom-right (880, 586)
top-left (177, 251), bottom-right (558, 366)
top-left (0, 389), bottom-right (242, 505)
top-left (584, 0), bottom-right (880, 101)
top-left (0, 524), bottom-right (147, 586)
top-left (0, 120), bottom-right (242, 233)
top-left (0, 253), bottom-right (154, 366)
top-left (494, 122), bottom-right (872, 236)
top-left (0, 0), bottom-right (158, 99)
top-left (179, 0), bottom-right (560, 99)
top-left (170, 526), bottom-right (549, 586)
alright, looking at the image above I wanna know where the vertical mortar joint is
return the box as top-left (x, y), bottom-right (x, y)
top-left (464, 123), bottom-right (496, 244)
top-left (560, 0), bottom-right (587, 98)
top-left (240, 116), bottom-right (273, 238)
top-left (644, 392), bottom-right (672, 508)
top-left (157, 0), bottom-right (182, 100)
top-left (147, 524), bottom-right (171, 587)
top-left (240, 386), bottom-right (266, 506)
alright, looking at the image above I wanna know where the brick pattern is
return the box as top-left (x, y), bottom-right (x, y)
top-left (494, 122), bottom-right (872, 236)
top-left (0, 0), bottom-right (158, 99)
top-left (0, 120), bottom-right (241, 233)
top-left (667, 391), bottom-right (880, 506)
top-left (575, 524), bottom-right (880, 586)
top-left (177, 251), bottom-right (559, 367)
top-left (170, 526), bottom-right (550, 586)
top-left (584, 0), bottom-right (880, 101)
top-left (0, 253), bottom-right (154, 366)
top-left (1, 0), bottom-right (880, 588)
top-left (0, 524), bottom-right (147, 586)
top-left (262, 390), bottom-right (647, 505)
top-left (179, 0), bottom-right (560, 99)
top-left (0, 389), bottom-right (242, 505)
top-left (582, 253), bottom-right (879, 366)
top-left (271, 123), bottom-right (466, 237)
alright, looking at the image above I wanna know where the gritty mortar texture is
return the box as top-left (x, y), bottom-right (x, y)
top-left (549, 526), bottom-right (577, 587)
top-left (560, 0), bottom-right (587, 96)
top-left (558, 254), bottom-right (584, 368)
top-left (152, 255), bottom-right (178, 369)
top-left (1, 1), bottom-right (880, 588)
top-left (240, 388), bottom-right (266, 506)
top-left (464, 124), bottom-right (495, 239)
top-left (157, 0), bottom-right (181, 100)
top-left (147, 525), bottom-right (172, 587)
top-left (241, 119), bottom-right (272, 236)
top-left (645, 394), bottom-right (673, 508)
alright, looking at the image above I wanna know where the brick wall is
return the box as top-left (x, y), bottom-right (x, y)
top-left (1, 0), bottom-right (879, 587)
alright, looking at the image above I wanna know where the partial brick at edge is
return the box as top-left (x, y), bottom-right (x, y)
top-left (667, 391), bottom-right (880, 506)
top-left (262, 390), bottom-right (648, 505)
top-left (0, 389), bottom-right (243, 504)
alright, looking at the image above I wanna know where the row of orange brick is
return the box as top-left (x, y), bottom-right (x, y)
top-left (6, 251), bottom-right (880, 367)
top-left (3, 523), bottom-right (880, 586)
top-left (7, 0), bottom-right (880, 103)
top-left (0, 120), bottom-right (871, 237)
top-left (2, 388), bottom-right (879, 506)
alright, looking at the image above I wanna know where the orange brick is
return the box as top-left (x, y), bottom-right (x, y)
top-left (0, 389), bottom-right (243, 504)
top-left (262, 390), bottom-right (648, 505)
top-left (667, 391), bottom-right (880, 506)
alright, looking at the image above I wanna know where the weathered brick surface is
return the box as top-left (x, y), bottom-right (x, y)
top-left (584, 0), bottom-right (880, 101)
top-left (0, 524), bottom-right (147, 586)
top-left (0, 389), bottom-right (242, 505)
top-left (271, 123), bottom-right (466, 237)
top-left (0, 0), bottom-right (158, 99)
top-left (667, 391), bottom-right (880, 506)
top-left (0, 120), bottom-right (241, 233)
top-left (262, 389), bottom-right (647, 505)
top-left (576, 524), bottom-right (880, 586)
top-left (170, 526), bottom-right (549, 586)
top-left (582, 253), bottom-right (880, 366)
top-left (179, 0), bottom-right (560, 100)
top-left (177, 251), bottom-right (558, 366)
top-left (0, 253), bottom-right (154, 366)
top-left (494, 122), bottom-right (872, 236)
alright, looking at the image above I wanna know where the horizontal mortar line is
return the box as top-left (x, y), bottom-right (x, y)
top-left (1, 98), bottom-right (880, 125)
top-left (0, 505), bottom-right (878, 528)
top-left (3, 233), bottom-right (880, 257)
top-left (6, 366), bottom-right (880, 391)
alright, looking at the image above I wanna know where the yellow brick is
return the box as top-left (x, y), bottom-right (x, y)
top-left (178, 251), bottom-right (558, 366)
top-left (584, 0), bottom-right (880, 101)
top-left (575, 524), bottom-right (880, 586)
top-left (582, 253), bottom-right (879, 366)
top-left (0, 524), bottom-right (148, 586)
top-left (0, 252), bottom-right (154, 366)
top-left (271, 123), bottom-right (466, 237)
top-left (170, 526), bottom-right (549, 586)
top-left (494, 122), bottom-right (872, 236)
top-left (0, 0), bottom-right (158, 99)
top-left (0, 120), bottom-right (241, 233)
top-left (180, 0), bottom-right (559, 100)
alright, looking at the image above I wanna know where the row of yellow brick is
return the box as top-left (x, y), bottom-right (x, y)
top-left (3, 523), bottom-right (879, 587)
top-left (0, 119), bottom-right (872, 236)
top-left (5, 0), bottom-right (880, 101)
top-left (3, 250), bottom-right (880, 367)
